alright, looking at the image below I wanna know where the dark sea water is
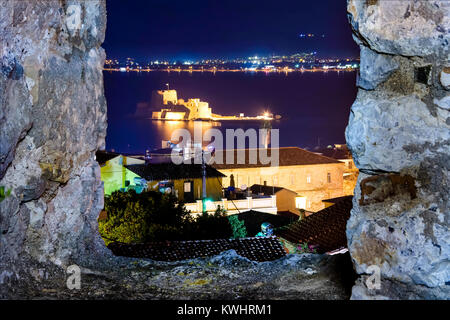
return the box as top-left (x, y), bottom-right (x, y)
top-left (103, 71), bottom-right (357, 154)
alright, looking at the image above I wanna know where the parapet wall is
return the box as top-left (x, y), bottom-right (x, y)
top-left (346, 0), bottom-right (449, 299)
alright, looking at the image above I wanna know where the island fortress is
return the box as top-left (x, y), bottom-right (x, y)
top-left (151, 89), bottom-right (278, 121)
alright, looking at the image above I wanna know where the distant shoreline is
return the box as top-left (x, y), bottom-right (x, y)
top-left (103, 68), bottom-right (357, 73)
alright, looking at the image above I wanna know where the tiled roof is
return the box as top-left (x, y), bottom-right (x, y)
top-left (108, 236), bottom-right (287, 262)
top-left (250, 184), bottom-right (296, 196)
top-left (125, 163), bottom-right (226, 181)
top-left (277, 211), bottom-right (301, 220)
top-left (313, 146), bottom-right (352, 160)
top-left (275, 196), bottom-right (353, 253)
top-left (211, 147), bottom-right (341, 169)
top-left (322, 196), bottom-right (353, 204)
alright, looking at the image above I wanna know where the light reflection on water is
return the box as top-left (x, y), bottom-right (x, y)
top-left (104, 71), bottom-right (357, 154)
top-left (141, 119), bottom-right (270, 151)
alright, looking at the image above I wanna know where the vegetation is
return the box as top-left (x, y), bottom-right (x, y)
top-left (0, 186), bottom-right (11, 203)
top-left (99, 190), bottom-right (234, 245)
top-left (99, 190), bottom-right (192, 245)
top-left (99, 190), bottom-right (295, 245)
top-left (228, 215), bottom-right (247, 239)
top-left (188, 207), bottom-right (231, 240)
top-left (295, 242), bottom-right (318, 254)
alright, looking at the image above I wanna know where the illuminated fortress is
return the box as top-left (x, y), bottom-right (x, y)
top-left (151, 90), bottom-right (277, 121)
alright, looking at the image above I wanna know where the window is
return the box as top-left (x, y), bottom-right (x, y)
top-left (295, 196), bottom-right (306, 210)
top-left (306, 175), bottom-right (311, 183)
top-left (327, 172), bottom-right (331, 183)
top-left (348, 161), bottom-right (353, 169)
top-left (184, 181), bottom-right (191, 192)
top-left (307, 200), bottom-right (311, 209)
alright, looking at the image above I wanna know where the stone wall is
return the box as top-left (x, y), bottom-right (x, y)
top-left (346, 0), bottom-right (449, 299)
top-left (0, 0), bottom-right (111, 292)
top-left (1, 0), bottom-right (448, 300)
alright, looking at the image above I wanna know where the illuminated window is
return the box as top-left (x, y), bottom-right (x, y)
top-left (306, 175), bottom-right (311, 183)
top-left (184, 181), bottom-right (191, 193)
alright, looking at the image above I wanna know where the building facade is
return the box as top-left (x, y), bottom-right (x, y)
top-left (313, 144), bottom-right (359, 196)
top-left (250, 184), bottom-right (302, 215)
top-left (96, 152), bottom-right (145, 195)
top-left (125, 163), bottom-right (225, 202)
top-left (212, 147), bottom-right (345, 212)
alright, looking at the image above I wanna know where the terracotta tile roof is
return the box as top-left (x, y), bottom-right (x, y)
top-left (108, 236), bottom-right (287, 262)
top-left (125, 163), bottom-right (226, 181)
top-left (211, 147), bottom-right (342, 170)
top-left (275, 196), bottom-right (353, 253)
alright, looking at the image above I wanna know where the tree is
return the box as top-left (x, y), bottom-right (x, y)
top-left (99, 190), bottom-right (191, 245)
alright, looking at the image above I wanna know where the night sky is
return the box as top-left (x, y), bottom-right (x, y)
top-left (103, 0), bottom-right (359, 61)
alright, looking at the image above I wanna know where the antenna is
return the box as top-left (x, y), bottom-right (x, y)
top-left (201, 149), bottom-right (207, 214)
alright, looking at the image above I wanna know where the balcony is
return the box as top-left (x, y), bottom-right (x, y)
top-left (185, 195), bottom-right (277, 216)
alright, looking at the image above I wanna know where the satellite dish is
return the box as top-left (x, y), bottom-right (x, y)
top-left (165, 187), bottom-right (172, 194)
top-left (241, 184), bottom-right (247, 190)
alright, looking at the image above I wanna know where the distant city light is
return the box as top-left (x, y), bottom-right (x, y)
top-left (104, 52), bottom-right (359, 73)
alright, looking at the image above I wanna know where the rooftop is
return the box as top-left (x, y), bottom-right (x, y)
top-left (125, 163), bottom-right (226, 181)
top-left (313, 145), bottom-right (352, 160)
top-left (250, 184), bottom-right (296, 196)
top-left (95, 150), bottom-right (120, 165)
top-left (322, 195), bottom-right (353, 204)
top-left (211, 147), bottom-right (342, 170)
top-left (108, 236), bottom-right (287, 262)
top-left (275, 196), bottom-right (353, 253)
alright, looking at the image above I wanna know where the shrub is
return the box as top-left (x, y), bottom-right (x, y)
top-left (188, 208), bottom-right (232, 240)
top-left (99, 190), bottom-right (191, 245)
top-left (228, 215), bottom-right (247, 239)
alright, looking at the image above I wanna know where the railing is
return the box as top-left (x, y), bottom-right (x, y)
top-left (185, 195), bottom-right (277, 216)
